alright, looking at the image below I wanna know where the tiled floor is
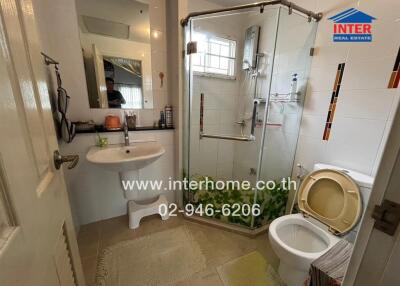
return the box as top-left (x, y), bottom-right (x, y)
top-left (78, 214), bottom-right (279, 286)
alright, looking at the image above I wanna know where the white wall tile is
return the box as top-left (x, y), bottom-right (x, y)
top-left (293, 135), bottom-right (328, 173)
top-left (347, 20), bottom-right (399, 62)
top-left (308, 64), bottom-right (338, 92)
top-left (329, 117), bottom-right (386, 147)
top-left (292, 0), bottom-right (399, 182)
top-left (216, 162), bottom-right (233, 180)
top-left (341, 57), bottom-right (394, 90)
top-left (149, 0), bottom-right (166, 32)
top-left (311, 43), bottom-right (349, 69)
top-left (335, 89), bottom-right (396, 120)
top-left (371, 120), bottom-right (393, 176)
top-left (217, 141), bottom-right (234, 165)
top-left (303, 90), bottom-right (332, 116)
top-left (299, 114), bottom-right (326, 139)
top-left (388, 92), bottom-right (400, 122)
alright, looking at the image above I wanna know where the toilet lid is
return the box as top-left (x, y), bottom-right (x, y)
top-left (297, 169), bottom-right (362, 235)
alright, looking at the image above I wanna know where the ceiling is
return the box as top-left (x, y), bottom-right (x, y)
top-left (76, 0), bottom-right (150, 43)
top-left (205, 0), bottom-right (258, 7)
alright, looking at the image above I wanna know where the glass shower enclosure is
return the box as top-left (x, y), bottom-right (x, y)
top-left (183, 5), bottom-right (318, 232)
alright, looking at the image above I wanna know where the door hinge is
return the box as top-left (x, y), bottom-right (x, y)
top-left (187, 41), bottom-right (197, 55)
top-left (309, 47), bottom-right (315, 56)
top-left (372, 199), bottom-right (400, 236)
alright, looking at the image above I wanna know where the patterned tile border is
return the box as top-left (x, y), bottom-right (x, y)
top-left (200, 93), bottom-right (204, 133)
top-left (388, 47), bottom-right (400, 89)
top-left (323, 63), bottom-right (345, 141)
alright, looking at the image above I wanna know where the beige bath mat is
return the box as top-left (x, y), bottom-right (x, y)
top-left (217, 251), bottom-right (284, 286)
top-left (95, 226), bottom-right (206, 286)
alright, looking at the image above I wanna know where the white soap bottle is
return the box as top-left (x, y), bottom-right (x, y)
top-left (290, 73), bottom-right (298, 100)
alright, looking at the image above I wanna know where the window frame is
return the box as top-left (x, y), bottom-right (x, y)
top-left (192, 32), bottom-right (237, 80)
top-left (116, 84), bottom-right (144, 109)
top-left (103, 55), bottom-right (144, 109)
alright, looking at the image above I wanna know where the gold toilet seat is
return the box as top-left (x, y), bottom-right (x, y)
top-left (297, 169), bottom-right (362, 235)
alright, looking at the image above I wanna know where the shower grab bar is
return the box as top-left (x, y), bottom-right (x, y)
top-left (199, 96), bottom-right (260, 142)
top-left (200, 133), bottom-right (255, 142)
top-left (250, 99), bottom-right (259, 136)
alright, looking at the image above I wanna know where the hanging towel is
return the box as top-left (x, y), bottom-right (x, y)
top-left (308, 240), bottom-right (353, 286)
top-left (54, 64), bottom-right (76, 143)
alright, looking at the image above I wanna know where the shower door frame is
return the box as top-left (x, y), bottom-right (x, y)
top-left (182, 5), bottom-right (320, 234)
top-left (182, 8), bottom-right (280, 233)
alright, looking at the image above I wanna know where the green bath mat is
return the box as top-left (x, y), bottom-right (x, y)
top-left (217, 251), bottom-right (284, 286)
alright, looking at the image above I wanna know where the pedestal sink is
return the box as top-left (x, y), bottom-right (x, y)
top-left (86, 142), bottom-right (165, 172)
top-left (86, 142), bottom-right (169, 229)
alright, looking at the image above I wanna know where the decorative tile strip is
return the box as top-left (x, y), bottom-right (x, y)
top-left (200, 93), bottom-right (204, 133)
top-left (388, 47), bottom-right (400, 89)
top-left (323, 63), bottom-right (345, 141)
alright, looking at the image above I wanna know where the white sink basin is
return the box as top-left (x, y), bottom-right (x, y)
top-left (86, 142), bottom-right (165, 172)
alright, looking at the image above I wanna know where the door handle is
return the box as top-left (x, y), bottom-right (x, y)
top-left (53, 150), bottom-right (79, 170)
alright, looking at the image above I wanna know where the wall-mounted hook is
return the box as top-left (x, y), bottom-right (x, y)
top-left (41, 52), bottom-right (59, 66)
top-left (159, 72), bottom-right (165, 88)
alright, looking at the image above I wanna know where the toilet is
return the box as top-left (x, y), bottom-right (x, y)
top-left (268, 164), bottom-right (374, 286)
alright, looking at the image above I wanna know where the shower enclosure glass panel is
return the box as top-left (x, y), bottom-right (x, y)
top-left (255, 8), bottom-right (317, 228)
top-left (184, 7), bottom-right (317, 230)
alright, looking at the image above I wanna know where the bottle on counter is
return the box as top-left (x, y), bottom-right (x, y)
top-left (165, 105), bottom-right (173, 128)
top-left (159, 111), bottom-right (166, 128)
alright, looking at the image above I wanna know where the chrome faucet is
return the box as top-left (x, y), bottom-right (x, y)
top-left (123, 117), bottom-right (130, 146)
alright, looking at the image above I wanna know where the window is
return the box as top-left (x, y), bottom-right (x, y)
top-left (103, 57), bottom-right (144, 109)
top-left (192, 32), bottom-right (236, 79)
top-left (115, 84), bottom-right (143, 109)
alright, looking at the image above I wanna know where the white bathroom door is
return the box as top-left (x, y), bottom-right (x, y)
top-left (344, 92), bottom-right (400, 285)
top-left (0, 0), bottom-right (85, 285)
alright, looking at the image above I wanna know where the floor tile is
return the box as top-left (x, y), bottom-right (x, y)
top-left (77, 214), bottom-right (279, 286)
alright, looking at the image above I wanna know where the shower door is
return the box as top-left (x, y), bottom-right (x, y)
top-left (184, 7), bottom-right (279, 229)
top-left (255, 8), bottom-right (317, 227)
top-left (183, 7), bottom-right (317, 229)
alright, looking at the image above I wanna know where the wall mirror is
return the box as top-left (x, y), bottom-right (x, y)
top-left (76, 0), bottom-right (153, 109)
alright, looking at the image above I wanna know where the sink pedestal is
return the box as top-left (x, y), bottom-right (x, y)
top-left (128, 195), bottom-right (169, 229)
top-left (86, 142), bottom-right (167, 229)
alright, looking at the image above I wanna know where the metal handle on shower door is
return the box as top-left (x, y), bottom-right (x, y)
top-left (53, 150), bottom-right (79, 170)
top-left (250, 99), bottom-right (260, 137)
top-left (200, 134), bottom-right (255, 141)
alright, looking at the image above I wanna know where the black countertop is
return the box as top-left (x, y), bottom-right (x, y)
top-left (76, 125), bottom-right (174, 134)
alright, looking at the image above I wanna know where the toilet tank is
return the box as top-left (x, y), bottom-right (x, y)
top-left (313, 163), bottom-right (375, 241)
